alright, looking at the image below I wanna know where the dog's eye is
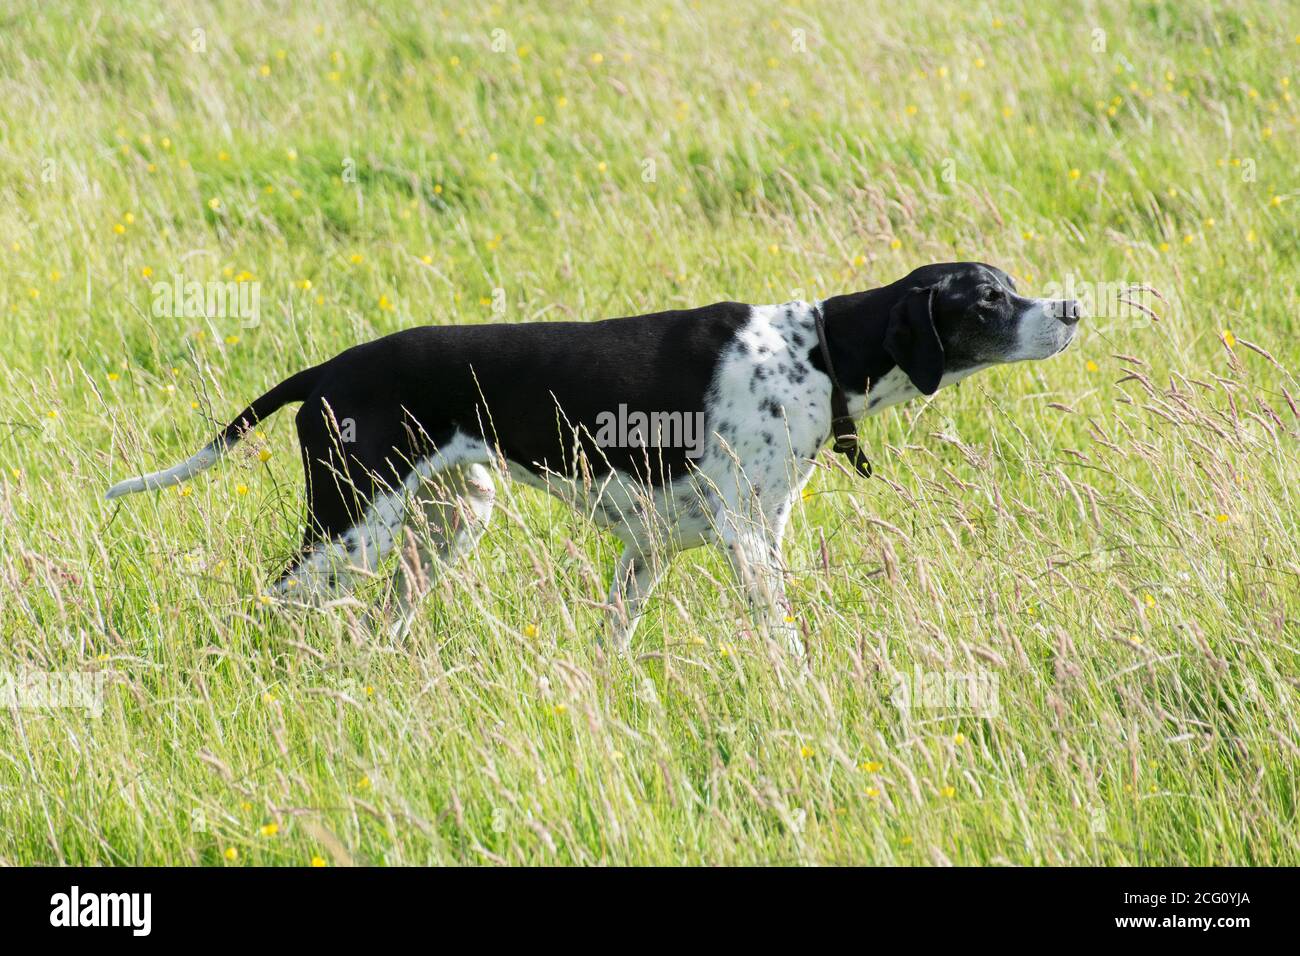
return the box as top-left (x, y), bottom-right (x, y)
top-left (980, 287), bottom-right (1003, 303)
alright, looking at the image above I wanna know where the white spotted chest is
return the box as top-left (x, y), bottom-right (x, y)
top-left (701, 302), bottom-right (831, 499)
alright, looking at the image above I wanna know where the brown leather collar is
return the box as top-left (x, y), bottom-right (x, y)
top-left (813, 305), bottom-right (873, 479)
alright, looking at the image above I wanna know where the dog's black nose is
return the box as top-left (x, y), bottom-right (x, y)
top-left (1056, 299), bottom-right (1083, 325)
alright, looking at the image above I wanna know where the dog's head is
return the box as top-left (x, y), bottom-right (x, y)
top-left (882, 262), bottom-right (1082, 395)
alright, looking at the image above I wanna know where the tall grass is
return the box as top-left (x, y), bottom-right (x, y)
top-left (0, 0), bottom-right (1296, 864)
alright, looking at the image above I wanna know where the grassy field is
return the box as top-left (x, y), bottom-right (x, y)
top-left (0, 0), bottom-right (1296, 866)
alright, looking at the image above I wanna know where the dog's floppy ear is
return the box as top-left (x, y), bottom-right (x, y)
top-left (884, 287), bottom-right (943, 395)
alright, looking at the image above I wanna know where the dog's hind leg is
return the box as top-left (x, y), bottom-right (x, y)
top-left (385, 462), bottom-right (497, 637)
top-left (604, 546), bottom-right (670, 653)
top-left (272, 481), bottom-right (409, 606)
top-left (271, 404), bottom-right (409, 607)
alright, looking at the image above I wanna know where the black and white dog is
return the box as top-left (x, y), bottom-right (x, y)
top-left (106, 262), bottom-right (1080, 654)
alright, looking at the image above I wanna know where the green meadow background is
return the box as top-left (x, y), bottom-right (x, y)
top-left (0, 0), bottom-right (1296, 864)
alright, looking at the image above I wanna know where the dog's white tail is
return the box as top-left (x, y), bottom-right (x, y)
top-left (104, 441), bottom-right (226, 499)
top-left (104, 364), bottom-right (324, 501)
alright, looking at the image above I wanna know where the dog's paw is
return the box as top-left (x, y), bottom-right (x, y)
top-left (600, 623), bottom-right (636, 657)
top-left (357, 604), bottom-right (410, 642)
top-left (771, 618), bottom-right (806, 659)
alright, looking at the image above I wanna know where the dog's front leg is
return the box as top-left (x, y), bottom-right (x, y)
top-left (604, 547), bottom-right (668, 653)
top-left (718, 524), bottom-right (803, 657)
